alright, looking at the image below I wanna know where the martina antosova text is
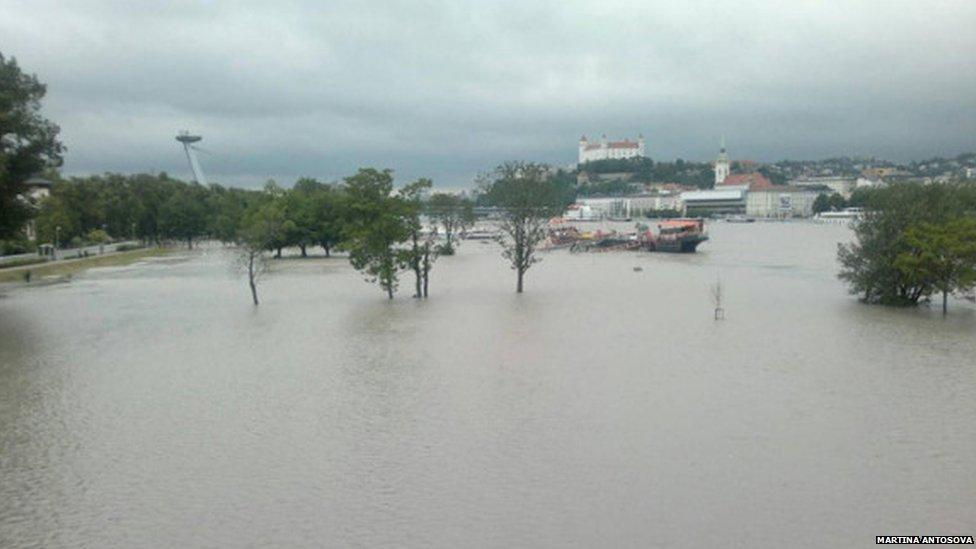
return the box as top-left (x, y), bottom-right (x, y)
top-left (876, 536), bottom-right (973, 544)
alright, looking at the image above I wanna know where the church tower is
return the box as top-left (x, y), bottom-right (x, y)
top-left (714, 137), bottom-right (730, 185)
top-left (578, 135), bottom-right (588, 164)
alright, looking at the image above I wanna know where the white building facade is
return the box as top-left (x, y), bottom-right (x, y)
top-left (746, 187), bottom-right (818, 218)
top-left (789, 176), bottom-right (856, 199)
top-left (578, 134), bottom-right (645, 164)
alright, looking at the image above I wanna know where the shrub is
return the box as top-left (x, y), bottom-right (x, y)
top-left (0, 256), bottom-right (47, 269)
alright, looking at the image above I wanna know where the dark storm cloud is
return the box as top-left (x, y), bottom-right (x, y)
top-left (2, 0), bottom-right (975, 188)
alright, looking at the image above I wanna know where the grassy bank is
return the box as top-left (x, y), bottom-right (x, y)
top-left (0, 247), bottom-right (174, 284)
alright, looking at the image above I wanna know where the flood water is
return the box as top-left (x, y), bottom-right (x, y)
top-left (1, 222), bottom-right (974, 548)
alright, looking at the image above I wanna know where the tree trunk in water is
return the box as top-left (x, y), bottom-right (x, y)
top-left (323, 243), bottom-right (331, 257)
top-left (943, 290), bottom-right (948, 315)
top-left (248, 255), bottom-right (259, 306)
top-left (187, 237), bottom-right (192, 249)
top-left (423, 272), bottom-right (429, 298)
top-left (517, 269), bottom-right (524, 293)
top-left (387, 284), bottom-right (394, 300)
top-left (300, 244), bottom-right (307, 258)
top-left (275, 247), bottom-right (282, 258)
top-left (414, 267), bottom-right (422, 298)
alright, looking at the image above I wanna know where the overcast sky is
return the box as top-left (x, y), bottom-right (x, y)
top-left (2, 1), bottom-right (975, 188)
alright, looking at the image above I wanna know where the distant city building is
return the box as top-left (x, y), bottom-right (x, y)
top-left (563, 203), bottom-right (600, 221)
top-left (746, 187), bottom-right (818, 218)
top-left (680, 186), bottom-right (748, 217)
top-left (572, 193), bottom-right (681, 219)
top-left (574, 197), bottom-right (631, 219)
top-left (714, 139), bottom-right (730, 184)
top-left (965, 167), bottom-right (976, 179)
top-left (789, 176), bottom-right (856, 199)
top-left (856, 175), bottom-right (886, 189)
top-left (578, 134), bottom-right (645, 164)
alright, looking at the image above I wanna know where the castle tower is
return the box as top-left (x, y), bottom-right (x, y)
top-left (579, 135), bottom-right (588, 164)
top-left (638, 133), bottom-right (646, 157)
top-left (714, 137), bottom-right (730, 185)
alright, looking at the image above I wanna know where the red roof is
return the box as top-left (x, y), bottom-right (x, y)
top-left (584, 140), bottom-right (640, 150)
top-left (718, 172), bottom-right (774, 190)
top-left (609, 141), bottom-right (638, 149)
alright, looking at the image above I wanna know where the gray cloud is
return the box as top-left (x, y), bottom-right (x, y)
top-left (2, 0), bottom-right (975, 188)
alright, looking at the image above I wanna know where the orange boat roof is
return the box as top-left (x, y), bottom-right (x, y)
top-left (658, 219), bottom-right (701, 228)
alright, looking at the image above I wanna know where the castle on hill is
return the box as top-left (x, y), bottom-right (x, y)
top-left (578, 134), bottom-right (646, 164)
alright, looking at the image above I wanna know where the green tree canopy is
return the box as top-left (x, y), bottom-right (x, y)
top-left (484, 162), bottom-right (569, 293)
top-left (342, 168), bottom-right (411, 299)
top-left (0, 53), bottom-right (64, 238)
top-left (894, 218), bottom-right (976, 314)
top-left (838, 182), bottom-right (976, 306)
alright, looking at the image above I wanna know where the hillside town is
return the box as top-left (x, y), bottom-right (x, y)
top-left (567, 134), bottom-right (976, 220)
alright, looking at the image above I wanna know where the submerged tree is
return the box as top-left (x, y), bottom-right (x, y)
top-left (342, 168), bottom-right (410, 299)
top-left (837, 183), bottom-right (974, 305)
top-left (236, 229), bottom-right (269, 306)
top-left (398, 178), bottom-right (434, 298)
top-left (427, 192), bottom-right (474, 255)
top-left (484, 162), bottom-right (568, 293)
top-left (894, 218), bottom-right (976, 315)
top-left (312, 183), bottom-right (345, 257)
top-left (711, 278), bottom-right (725, 320)
top-left (235, 199), bottom-right (287, 305)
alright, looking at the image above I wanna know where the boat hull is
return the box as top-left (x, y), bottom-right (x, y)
top-left (649, 234), bottom-right (708, 253)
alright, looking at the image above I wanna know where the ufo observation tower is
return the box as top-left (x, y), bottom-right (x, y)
top-left (175, 131), bottom-right (208, 185)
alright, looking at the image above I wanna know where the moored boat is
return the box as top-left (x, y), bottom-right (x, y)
top-left (645, 219), bottom-right (708, 253)
top-left (725, 215), bottom-right (756, 223)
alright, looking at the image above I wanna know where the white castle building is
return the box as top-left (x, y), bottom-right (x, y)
top-left (578, 134), bottom-right (646, 164)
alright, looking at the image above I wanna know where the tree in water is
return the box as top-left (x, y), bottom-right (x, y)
top-left (312, 183), bottom-right (345, 257)
top-left (894, 218), bottom-right (976, 315)
top-left (420, 227), bottom-right (438, 298)
top-left (342, 168), bottom-right (411, 299)
top-left (483, 162), bottom-right (568, 293)
top-left (398, 178), bottom-right (437, 298)
top-left (236, 231), bottom-right (269, 306)
top-left (0, 53), bottom-right (64, 240)
top-left (710, 278), bottom-right (725, 320)
top-left (284, 178), bottom-right (320, 257)
top-left (427, 192), bottom-right (474, 255)
top-left (837, 183), bottom-right (974, 305)
top-left (235, 199), bottom-right (286, 305)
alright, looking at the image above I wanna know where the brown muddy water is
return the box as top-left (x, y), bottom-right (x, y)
top-left (1, 222), bottom-right (974, 548)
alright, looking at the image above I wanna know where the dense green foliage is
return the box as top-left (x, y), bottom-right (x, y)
top-left (29, 173), bottom-right (259, 247)
top-left (0, 53), bottom-right (64, 239)
top-left (838, 183), bottom-right (976, 309)
top-left (579, 157), bottom-right (714, 188)
top-left (341, 169), bottom-right (413, 299)
top-left (894, 219), bottom-right (976, 314)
